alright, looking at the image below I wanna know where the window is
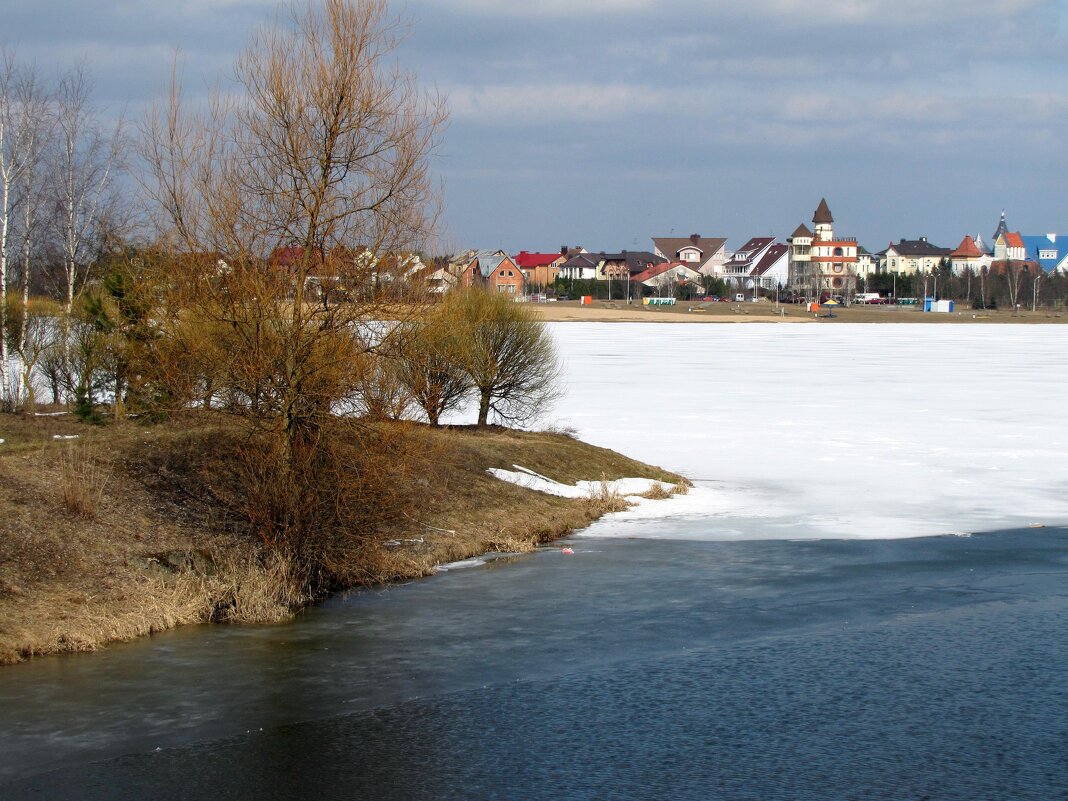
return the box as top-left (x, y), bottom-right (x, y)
top-left (833, 247), bottom-right (844, 257)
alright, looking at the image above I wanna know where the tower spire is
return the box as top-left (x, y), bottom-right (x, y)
top-left (993, 210), bottom-right (1008, 243)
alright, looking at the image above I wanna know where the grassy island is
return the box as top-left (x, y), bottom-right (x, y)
top-left (0, 412), bottom-right (683, 665)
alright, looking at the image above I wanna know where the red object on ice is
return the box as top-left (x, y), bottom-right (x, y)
top-left (561, 547), bottom-right (574, 555)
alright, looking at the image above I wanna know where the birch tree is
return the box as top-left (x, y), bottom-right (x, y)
top-left (52, 65), bottom-right (123, 366)
top-left (0, 52), bottom-right (44, 409)
top-left (10, 66), bottom-right (54, 407)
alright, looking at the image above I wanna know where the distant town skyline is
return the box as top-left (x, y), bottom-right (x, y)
top-left (3, 0), bottom-right (1068, 252)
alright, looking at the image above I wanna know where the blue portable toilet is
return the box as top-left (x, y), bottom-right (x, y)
top-left (923, 297), bottom-right (935, 312)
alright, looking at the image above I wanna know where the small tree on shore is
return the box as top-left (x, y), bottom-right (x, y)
top-left (392, 303), bottom-right (472, 426)
top-left (447, 289), bottom-right (559, 428)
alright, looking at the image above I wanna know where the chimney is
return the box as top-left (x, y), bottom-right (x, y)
top-left (561, 245), bottom-right (567, 256)
top-left (690, 233), bottom-right (700, 244)
top-left (920, 236), bottom-right (927, 243)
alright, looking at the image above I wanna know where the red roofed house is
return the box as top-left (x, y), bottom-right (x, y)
top-left (632, 262), bottom-right (703, 295)
top-left (449, 249), bottom-right (523, 294)
top-left (994, 230), bottom-right (1027, 262)
top-left (950, 235), bottom-right (993, 275)
top-left (788, 199), bottom-right (860, 299)
top-left (513, 250), bottom-right (566, 289)
top-left (990, 229), bottom-right (1039, 285)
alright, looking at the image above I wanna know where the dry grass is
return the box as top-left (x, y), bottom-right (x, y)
top-left (60, 445), bottom-right (109, 519)
top-left (0, 414), bottom-right (687, 665)
top-left (639, 482), bottom-right (672, 500)
top-left (586, 474), bottom-right (635, 513)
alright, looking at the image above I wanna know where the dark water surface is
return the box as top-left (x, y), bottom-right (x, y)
top-left (3, 529), bottom-right (1068, 800)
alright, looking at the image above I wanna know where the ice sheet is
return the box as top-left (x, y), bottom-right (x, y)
top-left (538, 322), bottom-right (1068, 540)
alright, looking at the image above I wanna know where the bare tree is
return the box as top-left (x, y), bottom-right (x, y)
top-left (1005, 260), bottom-right (1026, 314)
top-left (10, 65), bottom-right (54, 407)
top-left (140, 0), bottom-right (446, 554)
top-left (52, 64), bottom-right (124, 376)
top-left (0, 52), bottom-right (51, 408)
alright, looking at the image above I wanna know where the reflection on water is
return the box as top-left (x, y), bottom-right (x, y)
top-left (4, 529), bottom-right (1068, 799)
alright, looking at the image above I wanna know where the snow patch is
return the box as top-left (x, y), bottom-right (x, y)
top-left (487, 465), bottom-right (674, 500)
top-left (435, 558), bottom-right (486, 572)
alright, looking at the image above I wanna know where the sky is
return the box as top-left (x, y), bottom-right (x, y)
top-left (3, 0), bottom-right (1068, 254)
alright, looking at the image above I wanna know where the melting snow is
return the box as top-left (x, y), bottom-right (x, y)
top-left (487, 465), bottom-right (671, 499)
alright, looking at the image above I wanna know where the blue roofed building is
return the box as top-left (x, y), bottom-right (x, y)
top-left (1021, 234), bottom-right (1068, 273)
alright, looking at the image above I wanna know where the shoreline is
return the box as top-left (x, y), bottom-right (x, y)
top-left (528, 300), bottom-right (1068, 324)
top-left (0, 416), bottom-right (684, 666)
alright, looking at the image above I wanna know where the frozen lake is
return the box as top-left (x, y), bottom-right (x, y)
top-left (543, 322), bottom-right (1068, 540)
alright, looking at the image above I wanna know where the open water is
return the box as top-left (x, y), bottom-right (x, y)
top-left (3, 527), bottom-right (1068, 800)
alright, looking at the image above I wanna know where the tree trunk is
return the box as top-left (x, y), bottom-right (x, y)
top-left (18, 203), bottom-right (30, 408)
top-left (477, 388), bottom-right (491, 427)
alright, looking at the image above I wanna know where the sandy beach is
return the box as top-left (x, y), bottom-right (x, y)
top-left (529, 300), bottom-right (1068, 324)
top-left (529, 301), bottom-right (808, 323)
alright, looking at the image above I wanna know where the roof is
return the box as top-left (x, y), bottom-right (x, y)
top-left (652, 236), bottom-right (727, 261)
top-left (989, 259), bottom-right (1040, 275)
top-left (813, 198), bottom-right (834, 225)
top-left (270, 246), bottom-right (306, 267)
top-left (598, 251), bottom-right (666, 272)
top-left (1004, 232), bottom-right (1025, 249)
top-left (1021, 234), bottom-right (1061, 271)
top-left (560, 253), bottom-right (600, 270)
top-left (749, 244), bottom-right (789, 277)
top-left (951, 235), bottom-right (983, 259)
top-left (887, 238), bottom-right (951, 258)
top-left (514, 251), bottom-right (562, 269)
top-left (724, 237), bottom-right (775, 267)
top-left (993, 212), bottom-right (1009, 243)
top-left (635, 262), bottom-right (702, 283)
top-left (790, 224), bottom-right (812, 239)
top-left (477, 253), bottom-right (508, 278)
